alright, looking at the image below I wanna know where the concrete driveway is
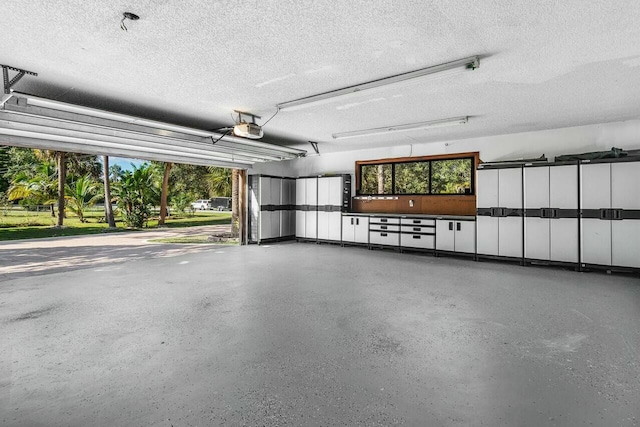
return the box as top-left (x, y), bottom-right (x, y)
top-left (0, 225), bottom-right (233, 280)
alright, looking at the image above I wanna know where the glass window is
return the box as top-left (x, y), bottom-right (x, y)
top-left (395, 161), bottom-right (430, 194)
top-left (431, 158), bottom-right (472, 194)
top-left (360, 164), bottom-right (392, 194)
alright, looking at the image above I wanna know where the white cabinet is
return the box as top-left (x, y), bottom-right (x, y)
top-left (295, 177), bottom-right (318, 240)
top-left (342, 215), bottom-right (369, 244)
top-left (524, 164), bottom-right (579, 264)
top-left (369, 217), bottom-right (400, 247)
top-left (317, 176), bottom-right (344, 242)
top-left (436, 219), bottom-right (476, 254)
top-left (258, 176), bottom-right (281, 241)
top-left (400, 218), bottom-right (435, 250)
top-left (581, 161), bottom-right (640, 269)
top-left (476, 166), bottom-right (523, 258)
top-left (249, 175), bottom-right (295, 243)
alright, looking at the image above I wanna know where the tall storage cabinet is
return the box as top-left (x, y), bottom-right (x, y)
top-left (523, 163), bottom-right (579, 264)
top-left (295, 177), bottom-right (318, 240)
top-left (317, 176), bottom-right (344, 242)
top-left (248, 175), bottom-right (296, 244)
top-left (476, 165), bottom-right (524, 259)
top-left (581, 160), bottom-right (640, 269)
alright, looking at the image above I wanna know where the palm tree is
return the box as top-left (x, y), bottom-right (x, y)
top-left (102, 156), bottom-right (116, 228)
top-left (65, 175), bottom-right (101, 222)
top-left (7, 160), bottom-right (58, 215)
top-left (207, 166), bottom-right (232, 197)
top-left (112, 163), bottom-right (160, 228)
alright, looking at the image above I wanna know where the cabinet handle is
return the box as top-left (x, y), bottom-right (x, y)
top-left (448, 222), bottom-right (453, 231)
top-left (413, 235), bottom-right (421, 239)
top-left (381, 218), bottom-right (388, 223)
top-left (456, 222), bottom-right (461, 231)
top-left (356, 218), bottom-right (359, 225)
top-left (599, 209), bottom-right (608, 220)
top-left (381, 233), bottom-right (387, 237)
top-left (381, 225), bottom-right (387, 230)
top-left (413, 227), bottom-right (421, 232)
top-left (613, 209), bottom-right (623, 220)
top-left (413, 220), bottom-right (420, 224)
top-left (351, 218), bottom-right (354, 225)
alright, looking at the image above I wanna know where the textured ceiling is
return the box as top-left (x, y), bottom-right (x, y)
top-left (3, 0), bottom-right (640, 155)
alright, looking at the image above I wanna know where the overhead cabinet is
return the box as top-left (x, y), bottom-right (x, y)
top-left (476, 165), bottom-right (524, 259)
top-left (580, 160), bottom-right (640, 269)
top-left (523, 163), bottom-right (579, 264)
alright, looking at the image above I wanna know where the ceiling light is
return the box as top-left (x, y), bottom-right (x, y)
top-left (277, 56), bottom-right (479, 111)
top-left (332, 116), bottom-right (468, 139)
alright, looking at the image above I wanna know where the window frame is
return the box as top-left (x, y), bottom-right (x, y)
top-left (356, 153), bottom-right (477, 196)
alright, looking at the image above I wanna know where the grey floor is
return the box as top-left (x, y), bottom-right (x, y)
top-left (1, 241), bottom-right (639, 426)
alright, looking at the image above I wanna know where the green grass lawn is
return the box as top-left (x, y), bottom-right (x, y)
top-left (0, 207), bottom-right (231, 241)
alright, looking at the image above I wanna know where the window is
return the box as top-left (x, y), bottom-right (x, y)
top-left (357, 154), bottom-right (475, 195)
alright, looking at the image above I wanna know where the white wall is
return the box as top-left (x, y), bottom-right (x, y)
top-left (251, 119), bottom-right (640, 178)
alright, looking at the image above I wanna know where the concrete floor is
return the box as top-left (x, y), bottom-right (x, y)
top-left (1, 241), bottom-right (639, 426)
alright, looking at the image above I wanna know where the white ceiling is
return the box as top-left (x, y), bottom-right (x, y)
top-left (3, 0), bottom-right (640, 155)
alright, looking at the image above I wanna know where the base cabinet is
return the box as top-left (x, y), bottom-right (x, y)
top-left (342, 215), bottom-right (369, 244)
top-left (436, 219), bottom-right (476, 253)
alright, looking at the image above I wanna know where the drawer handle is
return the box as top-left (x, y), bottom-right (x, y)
top-left (381, 225), bottom-right (387, 230)
top-left (381, 233), bottom-right (387, 237)
top-left (413, 220), bottom-right (420, 224)
top-left (413, 227), bottom-right (420, 232)
top-left (412, 235), bottom-right (421, 239)
top-left (381, 219), bottom-right (388, 223)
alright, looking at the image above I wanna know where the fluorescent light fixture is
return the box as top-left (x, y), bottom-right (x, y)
top-left (277, 56), bottom-right (479, 111)
top-left (332, 116), bottom-right (468, 139)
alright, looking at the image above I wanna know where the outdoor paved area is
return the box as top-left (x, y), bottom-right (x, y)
top-left (0, 225), bottom-right (231, 280)
top-left (1, 240), bottom-right (639, 426)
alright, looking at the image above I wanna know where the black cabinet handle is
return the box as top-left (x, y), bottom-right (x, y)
top-left (600, 209), bottom-right (608, 220)
top-left (413, 227), bottom-right (421, 232)
top-left (540, 208), bottom-right (547, 218)
top-left (381, 218), bottom-right (388, 223)
top-left (350, 218), bottom-right (354, 225)
top-left (381, 225), bottom-right (387, 230)
top-left (413, 235), bottom-right (421, 239)
top-left (413, 220), bottom-right (420, 224)
top-left (381, 233), bottom-right (387, 237)
top-left (613, 209), bottom-right (623, 220)
top-left (448, 222), bottom-right (453, 231)
top-left (356, 218), bottom-right (359, 225)
top-left (456, 222), bottom-right (461, 231)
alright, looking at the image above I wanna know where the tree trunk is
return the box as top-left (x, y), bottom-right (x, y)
top-left (158, 162), bottom-right (172, 226)
top-left (50, 203), bottom-right (55, 217)
top-left (231, 168), bottom-right (239, 236)
top-left (56, 152), bottom-right (66, 227)
top-left (377, 164), bottom-right (385, 193)
top-left (102, 155), bottom-right (116, 228)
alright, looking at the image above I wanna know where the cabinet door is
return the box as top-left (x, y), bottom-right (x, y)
top-left (305, 210), bottom-right (317, 239)
top-left (306, 178), bottom-right (318, 206)
top-left (476, 216), bottom-right (499, 255)
top-left (295, 211), bottom-right (305, 238)
top-left (328, 176), bottom-right (343, 206)
top-left (499, 168), bottom-right (523, 208)
top-left (581, 219), bottom-right (611, 266)
top-left (612, 220), bottom-right (640, 268)
top-left (550, 165), bottom-right (578, 209)
top-left (611, 162), bottom-right (640, 209)
top-left (525, 217), bottom-right (550, 260)
top-left (259, 211), bottom-right (272, 240)
top-left (296, 178), bottom-right (306, 205)
top-left (354, 217), bottom-right (369, 244)
top-left (327, 212), bottom-right (342, 241)
top-left (477, 169), bottom-right (498, 208)
top-left (499, 217), bottom-right (523, 258)
top-left (454, 221), bottom-right (476, 254)
top-left (317, 177), bottom-right (330, 206)
top-left (580, 163), bottom-right (611, 209)
top-left (436, 220), bottom-right (455, 251)
top-left (270, 178), bottom-right (282, 206)
top-left (550, 218), bottom-right (578, 263)
top-left (317, 211), bottom-right (329, 240)
top-left (259, 177), bottom-right (271, 206)
top-left (342, 216), bottom-right (355, 243)
top-left (524, 167), bottom-right (549, 209)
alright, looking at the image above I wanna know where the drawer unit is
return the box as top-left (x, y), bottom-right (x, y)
top-left (370, 230), bottom-right (400, 246)
top-left (400, 233), bottom-right (435, 249)
top-left (400, 218), bottom-right (436, 227)
top-left (370, 223), bottom-right (400, 232)
top-left (370, 217), bottom-right (400, 225)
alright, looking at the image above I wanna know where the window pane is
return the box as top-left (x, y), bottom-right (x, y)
top-left (360, 164), bottom-right (392, 194)
top-left (395, 161), bottom-right (430, 194)
top-left (431, 159), bottom-right (472, 194)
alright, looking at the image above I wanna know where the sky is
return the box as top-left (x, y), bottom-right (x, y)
top-left (109, 157), bottom-right (145, 171)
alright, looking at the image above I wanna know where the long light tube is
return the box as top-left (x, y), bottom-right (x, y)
top-left (332, 116), bottom-right (468, 139)
top-left (277, 56), bottom-right (479, 111)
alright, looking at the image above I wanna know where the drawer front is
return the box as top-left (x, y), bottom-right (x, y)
top-left (401, 224), bottom-right (435, 233)
top-left (370, 224), bottom-right (400, 232)
top-left (370, 231), bottom-right (400, 246)
top-left (400, 218), bottom-right (435, 226)
top-left (370, 217), bottom-right (400, 225)
top-left (400, 233), bottom-right (435, 249)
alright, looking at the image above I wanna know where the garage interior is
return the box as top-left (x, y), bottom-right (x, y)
top-left (2, 1), bottom-right (640, 426)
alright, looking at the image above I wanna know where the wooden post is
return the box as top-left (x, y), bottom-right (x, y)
top-left (238, 169), bottom-right (247, 245)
